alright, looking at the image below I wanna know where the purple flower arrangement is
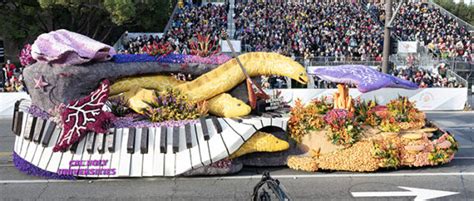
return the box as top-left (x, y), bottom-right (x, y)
top-left (113, 116), bottom-right (198, 128)
top-left (27, 105), bottom-right (51, 120)
top-left (142, 89), bottom-right (208, 122)
top-left (112, 53), bottom-right (231, 65)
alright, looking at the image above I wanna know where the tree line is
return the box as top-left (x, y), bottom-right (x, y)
top-left (0, 0), bottom-right (177, 46)
top-left (434, 0), bottom-right (474, 26)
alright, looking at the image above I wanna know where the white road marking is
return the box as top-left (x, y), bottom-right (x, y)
top-left (352, 186), bottom-right (459, 200)
top-left (455, 156), bottom-right (474, 159)
top-left (214, 172), bottom-right (474, 180)
top-left (1, 172), bottom-right (474, 184)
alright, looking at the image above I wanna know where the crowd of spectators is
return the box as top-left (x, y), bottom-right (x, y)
top-left (118, 3), bottom-right (228, 55)
top-left (113, 1), bottom-right (469, 89)
top-left (391, 63), bottom-right (464, 88)
top-left (0, 60), bottom-right (25, 92)
top-left (233, 1), bottom-right (385, 61)
top-left (381, 2), bottom-right (472, 61)
top-left (119, 2), bottom-right (472, 63)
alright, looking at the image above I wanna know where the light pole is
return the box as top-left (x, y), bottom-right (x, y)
top-left (382, 0), bottom-right (392, 73)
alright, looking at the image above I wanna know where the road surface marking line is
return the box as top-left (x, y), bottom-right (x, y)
top-left (2, 172), bottom-right (474, 184)
top-left (214, 172), bottom-right (474, 180)
top-left (0, 152), bottom-right (11, 157)
top-left (454, 157), bottom-right (474, 159)
top-left (0, 180), bottom-right (79, 184)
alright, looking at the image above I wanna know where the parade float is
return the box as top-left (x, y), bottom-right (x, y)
top-left (11, 30), bottom-right (457, 179)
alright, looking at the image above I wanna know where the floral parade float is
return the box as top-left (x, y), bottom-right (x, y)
top-left (11, 30), bottom-right (457, 179)
top-left (287, 66), bottom-right (457, 172)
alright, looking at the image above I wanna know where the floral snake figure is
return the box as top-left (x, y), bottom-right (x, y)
top-left (110, 52), bottom-right (309, 117)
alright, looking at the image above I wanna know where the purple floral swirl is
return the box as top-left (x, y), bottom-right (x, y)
top-left (13, 152), bottom-right (76, 180)
top-left (112, 116), bottom-right (199, 128)
top-left (26, 105), bottom-right (51, 120)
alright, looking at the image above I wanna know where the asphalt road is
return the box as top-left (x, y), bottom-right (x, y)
top-left (1, 112), bottom-right (474, 200)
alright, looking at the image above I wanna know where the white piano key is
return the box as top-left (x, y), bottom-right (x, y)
top-left (58, 142), bottom-right (75, 176)
top-left (24, 139), bottom-right (38, 163)
top-left (14, 112), bottom-right (29, 154)
top-left (106, 128), bottom-right (117, 153)
top-left (241, 116), bottom-right (263, 130)
top-left (260, 117), bottom-right (272, 128)
top-left (14, 136), bottom-right (20, 154)
top-left (31, 139), bottom-right (45, 167)
top-left (25, 119), bottom-right (43, 162)
top-left (142, 128), bottom-right (155, 177)
top-left (164, 127), bottom-right (176, 176)
top-left (85, 132), bottom-right (96, 154)
top-left (175, 126), bottom-right (192, 175)
top-left (108, 128), bottom-right (123, 178)
top-left (19, 115), bottom-right (34, 158)
top-left (31, 121), bottom-right (54, 166)
top-left (195, 121), bottom-right (212, 166)
top-left (206, 119), bottom-right (229, 162)
top-left (152, 127), bottom-right (165, 176)
top-left (96, 129), bottom-right (113, 178)
top-left (271, 117), bottom-right (284, 129)
top-left (223, 118), bottom-right (256, 141)
top-left (281, 117), bottom-right (289, 131)
top-left (218, 118), bottom-right (245, 155)
top-left (130, 128), bottom-right (143, 177)
top-left (118, 128), bottom-right (132, 176)
top-left (70, 134), bottom-right (87, 176)
top-left (89, 132), bottom-right (105, 178)
top-left (189, 124), bottom-right (204, 168)
top-left (44, 128), bottom-right (63, 172)
top-left (37, 123), bottom-right (58, 169)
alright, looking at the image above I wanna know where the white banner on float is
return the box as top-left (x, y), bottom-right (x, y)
top-left (220, 40), bottom-right (241, 52)
top-left (268, 88), bottom-right (467, 111)
top-left (398, 41), bottom-right (418, 53)
top-left (0, 92), bottom-right (31, 118)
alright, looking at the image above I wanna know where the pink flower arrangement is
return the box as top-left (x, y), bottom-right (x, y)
top-left (184, 54), bottom-right (232, 65)
top-left (19, 44), bottom-right (36, 67)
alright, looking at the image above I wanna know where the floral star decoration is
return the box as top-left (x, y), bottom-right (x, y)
top-left (34, 75), bottom-right (49, 91)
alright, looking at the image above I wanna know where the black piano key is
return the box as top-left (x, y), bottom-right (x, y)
top-left (185, 124), bottom-right (192, 149)
top-left (140, 128), bottom-right (149, 154)
top-left (97, 133), bottom-right (106, 154)
top-left (127, 128), bottom-right (136, 154)
top-left (86, 132), bottom-right (96, 154)
top-left (24, 117), bottom-right (37, 140)
top-left (231, 118), bottom-right (243, 123)
top-left (107, 129), bottom-right (116, 152)
top-left (42, 122), bottom-right (56, 147)
top-left (70, 141), bottom-right (80, 153)
top-left (11, 101), bottom-right (20, 133)
top-left (160, 127), bottom-right (167, 153)
top-left (199, 117), bottom-right (210, 140)
top-left (33, 119), bottom-right (46, 144)
top-left (13, 112), bottom-right (24, 136)
top-left (172, 127), bottom-right (179, 153)
top-left (211, 117), bottom-right (223, 133)
top-left (11, 111), bottom-right (18, 134)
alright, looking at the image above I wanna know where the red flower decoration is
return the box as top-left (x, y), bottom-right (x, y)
top-left (53, 80), bottom-right (112, 152)
top-left (372, 105), bottom-right (389, 119)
